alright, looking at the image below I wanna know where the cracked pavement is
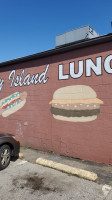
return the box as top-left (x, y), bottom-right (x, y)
top-left (0, 158), bottom-right (112, 200)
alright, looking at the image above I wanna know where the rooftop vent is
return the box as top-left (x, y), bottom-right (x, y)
top-left (56, 25), bottom-right (99, 47)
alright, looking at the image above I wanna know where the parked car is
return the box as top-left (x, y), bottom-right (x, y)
top-left (0, 133), bottom-right (20, 170)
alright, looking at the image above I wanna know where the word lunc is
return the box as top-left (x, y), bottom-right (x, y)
top-left (59, 54), bottom-right (112, 79)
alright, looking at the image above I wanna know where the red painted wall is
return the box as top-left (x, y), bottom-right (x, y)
top-left (0, 41), bottom-right (112, 164)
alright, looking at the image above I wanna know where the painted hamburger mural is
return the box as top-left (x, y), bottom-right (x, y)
top-left (50, 85), bottom-right (103, 122)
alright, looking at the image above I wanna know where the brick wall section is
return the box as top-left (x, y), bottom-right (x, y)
top-left (0, 41), bottom-right (112, 164)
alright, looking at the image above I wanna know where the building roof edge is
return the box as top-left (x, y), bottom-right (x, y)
top-left (0, 34), bottom-right (112, 68)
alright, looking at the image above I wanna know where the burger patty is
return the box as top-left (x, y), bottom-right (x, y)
top-left (51, 107), bottom-right (100, 117)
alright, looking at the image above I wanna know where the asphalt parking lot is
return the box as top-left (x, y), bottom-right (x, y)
top-left (0, 158), bottom-right (111, 200)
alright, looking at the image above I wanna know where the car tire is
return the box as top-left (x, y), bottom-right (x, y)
top-left (0, 145), bottom-right (11, 170)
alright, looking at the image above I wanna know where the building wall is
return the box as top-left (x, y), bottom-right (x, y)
top-left (0, 41), bottom-right (112, 164)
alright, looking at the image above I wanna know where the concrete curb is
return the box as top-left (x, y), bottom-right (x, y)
top-left (36, 157), bottom-right (98, 181)
top-left (19, 153), bottom-right (24, 159)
